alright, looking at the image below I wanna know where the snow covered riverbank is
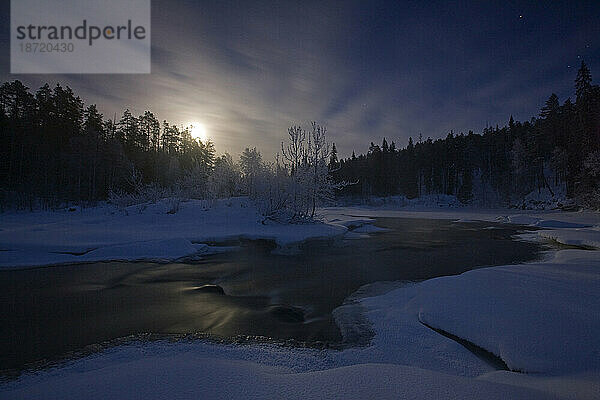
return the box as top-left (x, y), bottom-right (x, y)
top-left (1, 202), bottom-right (599, 399)
top-left (3, 197), bottom-right (599, 269)
top-left (325, 205), bottom-right (600, 249)
top-left (0, 198), bottom-right (347, 269)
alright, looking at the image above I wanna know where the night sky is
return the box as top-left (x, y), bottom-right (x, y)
top-left (1, 0), bottom-right (599, 157)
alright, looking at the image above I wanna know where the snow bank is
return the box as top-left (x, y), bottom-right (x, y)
top-left (0, 239), bottom-right (205, 267)
top-left (4, 198), bottom-right (596, 269)
top-left (502, 213), bottom-right (600, 248)
top-left (80, 238), bottom-right (207, 262)
top-left (324, 206), bottom-right (600, 227)
top-left (511, 183), bottom-right (569, 210)
top-left (0, 197), bottom-right (346, 269)
top-left (537, 229), bottom-right (600, 249)
top-left (0, 341), bottom-right (557, 400)
top-left (506, 214), bottom-right (591, 228)
top-left (400, 255), bottom-right (600, 374)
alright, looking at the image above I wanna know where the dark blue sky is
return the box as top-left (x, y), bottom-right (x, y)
top-left (1, 0), bottom-right (599, 157)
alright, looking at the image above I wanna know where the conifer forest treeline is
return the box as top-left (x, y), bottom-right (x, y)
top-left (1, 62), bottom-right (599, 210)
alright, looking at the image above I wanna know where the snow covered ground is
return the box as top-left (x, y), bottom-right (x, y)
top-left (1, 200), bottom-right (599, 399)
top-left (0, 197), bottom-right (346, 269)
top-left (0, 347), bottom-right (574, 400)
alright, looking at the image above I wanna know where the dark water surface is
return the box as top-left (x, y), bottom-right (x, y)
top-left (0, 217), bottom-right (543, 373)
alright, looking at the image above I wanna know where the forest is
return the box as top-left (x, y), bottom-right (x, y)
top-left (333, 61), bottom-right (600, 208)
top-left (1, 62), bottom-right (599, 212)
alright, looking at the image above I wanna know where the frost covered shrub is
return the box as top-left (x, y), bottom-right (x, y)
top-left (577, 151), bottom-right (600, 210)
top-left (177, 166), bottom-right (209, 200)
top-left (108, 166), bottom-right (155, 211)
top-left (108, 166), bottom-right (175, 213)
top-left (166, 196), bottom-right (181, 214)
top-left (209, 153), bottom-right (242, 199)
top-left (140, 182), bottom-right (169, 203)
top-left (107, 123), bottom-right (348, 219)
top-left (108, 184), bottom-right (169, 213)
top-left (252, 162), bottom-right (291, 219)
top-left (249, 122), bottom-right (347, 222)
top-left (108, 164), bottom-right (213, 214)
top-left (108, 188), bottom-right (138, 211)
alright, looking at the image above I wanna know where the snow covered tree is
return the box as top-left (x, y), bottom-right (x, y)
top-left (239, 147), bottom-right (262, 197)
top-left (281, 125), bottom-right (307, 172)
top-left (306, 122), bottom-right (331, 217)
top-left (209, 153), bottom-right (242, 198)
top-left (252, 158), bottom-right (290, 218)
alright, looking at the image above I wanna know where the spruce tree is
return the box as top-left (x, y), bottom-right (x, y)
top-left (328, 142), bottom-right (339, 170)
top-left (575, 61), bottom-right (592, 102)
top-left (540, 94), bottom-right (559, 119)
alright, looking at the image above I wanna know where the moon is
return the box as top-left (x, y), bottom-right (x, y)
top-left (190, 122), bottom-right (207, 142)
